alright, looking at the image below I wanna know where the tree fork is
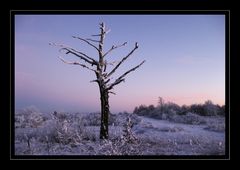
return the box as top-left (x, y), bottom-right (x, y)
top-left (51, 22), bottom-right (145, 140)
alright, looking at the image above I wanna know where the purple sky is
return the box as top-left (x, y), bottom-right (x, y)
top-left (15, 15), bottom-right (225, 113)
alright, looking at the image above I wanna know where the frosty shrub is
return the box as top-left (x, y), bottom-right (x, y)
top-left (133, 105), bottom-right (151, 116)
top-left (98, 138), bottom-right (141, 155)
top-left (133, 102), bottom-right (182, 120)
top-left (148, 109), bottom-right (162, 119)
top-left (189, 101), bottom-right (222, 116)
top-left (19, 105), bottom-right (40, 114)
top-left (37, 119), bottom-right (59, 144)
top-left (81, 112), bottom-right (116, 126)
top-left (15, 108), bottom-right (46, 128)
top-left (80, 127), bottom-right (97, 141)
top-left (218, 105), bottom-right (225, 116)
top-left (163, 102), bottom-right (182, 115)
top-left (51, 112), bottom-right (83, 145)
top-left (133, 98), bottom-right (225, 119)
top-left (15, 127), bottom-right (42, 155)
top-left (179, 105), bottom-right (189, 115)
top-left (15, 114), bottom-right (25, 128)
top-left (169, 112), bottom-right (206, 125)
top-left (202, 100), bottom-right (220, 116)
top-left (159, 126), bottom-right (184, 132)
top-left (52, 111), bottom-right (68, 121)
top-left (204, 123), bottom-right (225, 132)
top-left (35, 111), bottom-right (85, 145)
top-left (15, 128), bottom-right (39, 143)
top-left (134, 104), bottom-right (165, 119)
top-left (204, 117), bottom-right (225, 132)
top-left (55, 112), bottom-right (99, 144)
top-left (81, 112), bottom-right (101, 126)
top-left (164, 109), bottom-right (177, 120)
top-left (98, 114), bottom-right (140, 155)
top-left (98, 139), bottom-right (121, 155)
top-left (114, 112), bottom-right (141, 126)
top-left (28, 112), bottom-right (44, 127)
top-left (121, 114), bottom-right (138, 143)
top-left (161, 113), bottom-right (168, 120)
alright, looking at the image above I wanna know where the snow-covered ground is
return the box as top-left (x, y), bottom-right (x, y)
top-left (15, 111), bottom-right (225, 155)
top-left (136, 116), bottom-right (224, 142)
top-left (131, 116), bottom-right (225, 155)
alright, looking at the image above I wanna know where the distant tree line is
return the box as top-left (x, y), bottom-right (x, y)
top-left (133, 97), bottom-right (225, 118)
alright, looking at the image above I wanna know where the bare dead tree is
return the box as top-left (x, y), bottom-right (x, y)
top-left (50, 22), bottom-right (145, 139)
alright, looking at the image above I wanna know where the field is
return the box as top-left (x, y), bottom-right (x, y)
top-left (14, 108), bottom-right (225, 156)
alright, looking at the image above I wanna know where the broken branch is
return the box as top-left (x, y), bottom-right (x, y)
top-left (86, 38), bottom-right (100, 43)
top-left (91, 34), bottom-right (101, 37)
top-left (103, 61), bottom-right (107, 72)
top-left (50, 43), bottom-right (97, 66)
top-left (107, 42), bottom-right (139, 78)
top-left (72, 36), bottom-right (99, 52)
top-left (90, 79), bottom-right (99, 83)
top-left (107, 60), bottom-right (145, 90)
top-left (105, 79), bottom-right (110, 84)
top-left (105, 29), bottom-right (111, 35)
top-left (103, 42), bottom-right (127, 57)
top-left (58, 56), bottom-right (96, 72)
top-left (109, 91), bottom-right (116, 95)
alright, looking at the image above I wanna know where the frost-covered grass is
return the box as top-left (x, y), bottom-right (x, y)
top-left (15, 108), bottom-right (225, 155)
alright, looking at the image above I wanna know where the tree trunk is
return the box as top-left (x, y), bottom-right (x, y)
top-left (99, 84), bottom-right (110, 139)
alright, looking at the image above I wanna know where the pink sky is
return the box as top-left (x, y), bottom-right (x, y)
top-left (15, 15), bottom-right (225, 113)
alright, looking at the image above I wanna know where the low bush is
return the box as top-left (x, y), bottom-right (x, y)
top-left (168, 112), bottom-right (206, 125)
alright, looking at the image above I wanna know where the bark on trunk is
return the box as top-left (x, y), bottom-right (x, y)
top-left (99, 84), bottom-right (109, 139)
